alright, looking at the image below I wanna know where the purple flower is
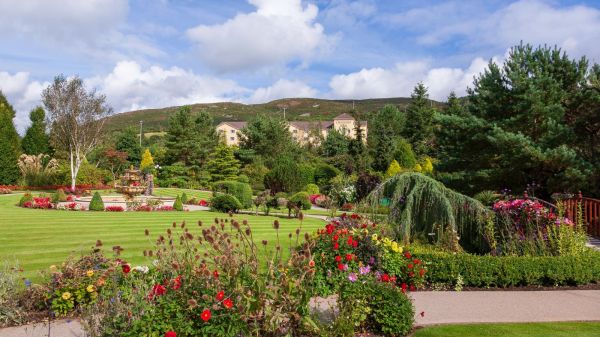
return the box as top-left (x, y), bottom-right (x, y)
top-left (348, 272), bottom-right (358, 282)
top-left (359, 265), bottom-right (370, 275)
top-left (369, 256), bottom-right (375, 265)
top-left (343, 264), bottom-right (349, 271)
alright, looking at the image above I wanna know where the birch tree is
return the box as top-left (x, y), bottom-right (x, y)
top-left (42, 75), bottom-right (112, 190)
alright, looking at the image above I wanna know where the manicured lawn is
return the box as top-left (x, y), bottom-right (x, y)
top-left (412, 322), bottom-right (600, 337)
top-left (0, 193), bottom-right (322, 281)
top-left (152, 188), bottom-right (212, 200)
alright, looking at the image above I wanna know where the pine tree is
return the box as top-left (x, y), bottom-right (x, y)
top-left (445, 92), bottom-right (466, 116)
top-left (368, 104), bottom-right (406, 172)
top-left (0, 92), bottom-right (21, 184)
top-left (89, 192), bottom-right (105, 211)
top-left (206, 143), bottom-right (240, 182)
top-left (21, 106), bottom-right (51, 155)
top-left (404, 83), bottom-right (436, 157)
top-left (116, 127), bottom-right (142, 165)
top-left (140, 148), bottom-right (154, 173)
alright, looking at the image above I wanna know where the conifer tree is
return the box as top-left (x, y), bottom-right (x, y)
top-left (116, 127), bottom-right (142, 165)
top-left (206, 143), bottom-right (240, 182)
top-left (140, 148), bottom-right (154, 173)
top-left (385, 160), bottom-right (401, 178)
top-left (0, 92), bottom-right (21, 184)
top-left (22, 106), bottom-right (51, 155)
top-left (368, 104), bottom-right (406, 172)
top-left (404, 83), bottom-right (436, 156)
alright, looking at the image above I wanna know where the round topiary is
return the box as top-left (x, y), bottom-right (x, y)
top-left (173, 195), bottom-right (184, 211)
top-left (369, 281), bottom-right (414, 336)
top-left (210, 194), bottom-right (242, 213)
top-left (289, 191), bottom-right (311, 210)
top-left (89, 192), bottom-right (105, 211)
top-left (304, 183), bottom-right (320, 195)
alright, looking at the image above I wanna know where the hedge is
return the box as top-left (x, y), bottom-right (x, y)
top-left (210, 194), bottom-right (242, 213)
top-left (289, 191), bottom-right (311, 210)
top-left (212, 180), bottom-right (253, 208)
top-left (415, 250), bottom-right (600, 288)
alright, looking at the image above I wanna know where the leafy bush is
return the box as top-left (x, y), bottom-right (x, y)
top-left (180, 192), bottom-right (188, 204)
top-left (415, 249), bottom-right (600, 288)
top-left (173, 195), bottom-right (184, 211)
top-left (304, 183), bottom-right (320, 195)
top-left (264, 156), bottom-right (305, 193)
top-left (18, 193), bottom-right (33, 207)
top-left (210, 194), bottom-right (242, 213)
top-left (289, 191), bottom-right (311, 210)
top-left (474, 190), bottom-right (499, 206)
top-left (212, 180), bottom-right (253, 208)
top-left (88, 192), bottom-right (105, 211)
top-left (52, 189), bottom-right (68, 203)
top-left (314, 163), bottom-right (340, 187)
top-left (368, 281), bottom-right (414, 336)
top-left (0, 262), bottom-right (27, 327)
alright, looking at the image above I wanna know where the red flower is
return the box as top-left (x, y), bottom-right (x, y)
top-left (122, 264), bottom-right (131, 274)
top-left (335, 255), bottom-right (342, 262)
top-left (172, 276), bottom-right (182, 290)
top-left (381, 274), bottom-right (390, 282)
top-left (149, 284), bottom-right (166, 299)
top-left (337, 263), bottom-right (345, 271)
top-left (401, 283), bottom-right (407, 293)
top-left (347, 237), bottom-right (353, 245)
top-left (165, 331), bottom-right (177, 337)
top-left (419, 269), bottom-right (425, 276)
top-left (200, 309), bottom-right (211, 322)
top-left (213, 270), bottom-right (219, 278)
top-left (409, 272), bottom-right (415, 278)
top-left (223, 298), bottom-right (233, 309)
top-left (308, 260), bottom-right (315, 267)
top-left (413, 258), bottom-right (421, 265)
top-left (332, 235), bottom-right (339, 242)
top-left (352, 240), bottom-right (358, 248)
top-left (333, 242), bottom-right (339, 250)
top-left (326, 224), bottom-right (334, 234)
top-left (345, 254), bottom-right (353, 261)
top-left (216, 290), bottom-right (225, 301)
top-left (410, 284), bottom-right (416, 291)
top-left (408, 263), bottom-right (414, 269)
top-left (404, 252), bottom-right (412, 259)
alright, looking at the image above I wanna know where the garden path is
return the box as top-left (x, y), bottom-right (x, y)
top-left (3, 290), bottom-right (600, 336)
top-left (587, 236), bottom-right (600, 250)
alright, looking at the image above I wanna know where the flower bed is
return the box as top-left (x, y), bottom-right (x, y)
top-left (0, 187), bottom-right (11, 194)
top-left (105, 205), bottom-right (125, 212)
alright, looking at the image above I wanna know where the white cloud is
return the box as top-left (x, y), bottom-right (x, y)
top-left (186, 0), bottom-right (331, 71)
top-left (321, 0), bottom-right (377, 28)
top-left (85, 61), bottom-right (247, 112)
top-left (248, 79), bottom-right (317, 103)
top-left (0, 71), bottom-right (48, 132)
top-left (328, 57), bottom-right (491, 100)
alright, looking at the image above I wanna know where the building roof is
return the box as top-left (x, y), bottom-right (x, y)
top-left (290, 121), bottom-right (334, 131)
top-left (217, 121), bottom-right (247, 129)
top-left (333, 113), bottom-right (355, 120)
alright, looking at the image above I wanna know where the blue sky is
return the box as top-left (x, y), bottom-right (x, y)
top-left (2, 0), bottom-right (600, 131)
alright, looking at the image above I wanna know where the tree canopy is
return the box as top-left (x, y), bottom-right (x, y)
top-left (0, 91), bottom-right (20, 184)
top-left (21, 106), bottom-right (51, 155)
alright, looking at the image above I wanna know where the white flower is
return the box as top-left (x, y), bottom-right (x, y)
top-left (152, 260), bottom-right (160, 267)
top-left (133, 265), bottom-right (149, 274)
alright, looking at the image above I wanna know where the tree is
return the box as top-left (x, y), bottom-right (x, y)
top-left (116, 127), bottom-right (141, 165)
top-left (22, 106), bottom-right (51, 155)
top-left (368, 104), bottom-right (406, 172)
top-left (263, 155), bottom-right (305, 193)
top-left (385, 160), bottom-right (401, 178)
top-left (0, 92), bottom-right (20, 184)
top-left (102, 148), bottom-right (128, 185)
top-left (42, 75), bottom-right (112, 190)
top-left (348, 116), bottom-right (369, 173)
top-left (393, 138), bottom-right (417, 169)
top-left (240, 114), bottom-right (294, 163)
top-left (404, 83), bottom-right (436, 156)
top-left (445, 92), bottom-right (466, 116)
top-left (140, 148), bottom-right (155, 173)
top-left (206, 143), bottom-right (240, 182)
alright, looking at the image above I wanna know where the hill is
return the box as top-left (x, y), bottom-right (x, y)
top-left (103, 97), bottom-right (446, 133)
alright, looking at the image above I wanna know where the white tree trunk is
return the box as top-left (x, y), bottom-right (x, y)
top-left (70, 149), bottom-right (76, 190)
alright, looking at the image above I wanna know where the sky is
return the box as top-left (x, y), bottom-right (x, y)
top-left (1, 0), bottom-right (600, 132)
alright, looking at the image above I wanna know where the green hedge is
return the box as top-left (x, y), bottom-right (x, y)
top-left (210, 194), bottom-right (242, 213)
top-left (416, 250), bottom-right (600, 288)
top-left (289, 191), bottom-right (311, 210)
top-left (89, 192), bottom-right (105, 211)
top-left (212, 180), bottom-right (253, 208)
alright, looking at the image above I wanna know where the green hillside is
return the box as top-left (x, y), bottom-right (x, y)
top-left (103, 97), bottom-right (445, 133)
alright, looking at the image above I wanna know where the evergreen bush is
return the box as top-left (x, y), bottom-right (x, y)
top-left (212, 180), bottom-right (253, 208)
top-left (180, 192), bottom-right (188, 204)
top-left (88, 192), bottom-right (105, 211)
top-left (173, 195), bottom-right (183, 211)
top-left (210, 194), bottom-right (242, 213)
top-left (304, 183), bottom-right (320, 195)
top-left (289, 191), bottom-right (311, 210)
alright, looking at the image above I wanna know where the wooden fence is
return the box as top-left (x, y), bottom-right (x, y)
top-left (561, 192), bottom-right (600, 238)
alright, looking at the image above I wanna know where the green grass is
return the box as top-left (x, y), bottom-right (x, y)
top-left (152, 188), bottom-right (212, 200)
top-left (413, 322), bottom-right (600, 337)
top-left (0, 193), bottom-right (323, 281)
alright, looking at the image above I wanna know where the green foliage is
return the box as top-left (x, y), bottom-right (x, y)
top-left (156, 163), bottom-right (191, 188)
top-left (393, 138), bottom-right (417, 169)
top-left (368, 104), bottom-right (406, 172)
top-left (473, 190), bottom-right (499, 207)
top-left (89, 192), bottom-right (105, 211)
top-left (416, 249), bottom-right (600, 288)
top-left (368, 281), bottom-right (415, 336)
top-left (289, 191), bottom-right (311, 210)
top-left (206, 143), bottom-right (240, 182)
top-left (314, 163), bottom-right (341, 187)
top-left (404, 83), bottom-right (436, 157)
top-left (263, 156), bottom-right (305, 193)
top-left (173, 195), bottom-right (183, 211)
top-left (320, 128), bottom-right (350, 158)
top-left (116, 127), bottom-right (142, 165)
top-left (210, 194), bottom-right (242, 212)
top-left (240, 162), bottom-right (269, 191)
top-left (75, 161), bottom-right (109, 186)
top-left (385, 160), bottom-right (402, 178)
top-left (18, 193), bottom-right (33, 207)
top-left (304, 183), bottom-right (319, 195)
top-left (368, 173), bottom-right (490, 251)
top-left (239, 114), bottom-right (294, 161)
top-left (53, 189), bottom-right (68, 203)
top-left (180, 192), bottom-right (188, 204)
top-left (21, 107), bottom-right (51, 155)
top-left (0, 262), bottom-right (27, 326)
top-left (0, 92), bottom-right (20, 185)
top-left (212, 180), bottom-right (253, 208)
top-left (139, 148), bottom-right (154, 174)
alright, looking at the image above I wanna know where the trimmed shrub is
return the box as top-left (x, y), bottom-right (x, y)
top-left (210, 194), bottom-right (242, 213)
top-left (289, 191), bottom-right (311, 210)
top-left (88, 192), bottom-right (104, 211)
top-left (212, 180), bottom-right (253, 208)
top-left (314, 163), bottom-right (340, 187)
top-left (415, 250), bottom-right (600, 288)
top-left (173, 195), bottom-right (183, 211)
top-left (369, 281), bottom-right (414, 336)
top-left (180, 192), bottom-right (188, 204)
top-left (304, 183), bottom-right (319, 195)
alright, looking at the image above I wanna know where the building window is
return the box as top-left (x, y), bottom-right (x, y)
top-left (230, 129), bottom-right (235, 133)
top-left (292, 129), bottom-right (297, 133)
top-left (230, 137), bottom-right (235, 141)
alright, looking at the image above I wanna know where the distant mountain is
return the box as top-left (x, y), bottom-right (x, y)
top-left (103, 97), bottom-right (446, 134)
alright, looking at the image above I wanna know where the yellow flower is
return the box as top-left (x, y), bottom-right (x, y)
top-left (61, 292), bottom-right (72, 300)
top-left (86, 270), bottom-right (94, 277)
top-left (371, 234), bottom-right (378, 242)
top-left (86, 285), bottom-right (96, 293)
top-left (49, 265), bottom-right (57, 272)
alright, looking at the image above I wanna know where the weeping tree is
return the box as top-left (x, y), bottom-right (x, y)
top-left (367, 172), bottom-right (492, 252)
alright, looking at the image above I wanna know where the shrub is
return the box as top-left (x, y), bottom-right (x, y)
top-left (474, 190), bottom-right (499, 206)
top-left (18, 193), bottom-right (33, 207)
top-left (52, 189), bottom-right (68, 203)
top-left (314, 163), bottom-right (340, 187)
top-left (0, 262), bottom-right (27, 327)
top-left (88, 192), bottom-right (105, 211)
top-left (264, 156), bottom-right (305, 193)
top-left (236, 174), bottom-right (250, 184)
top-left (289, 191), bottom-right (311, 210)
top-left (304, 183), bottom-right (319, 195)
top-left (105, 205), bottom-right (124, 212)
top-left (212, 180), bottom-right (253, 208)
top-left (173, 195), bottom-right (183, 211)
top-left (180, 192), bottom-right (188, 204)
top-left (415, 249), bottom-right (600, 288)
top-left (368, 281), bottom-right (414, 336)
top-left (210, 194), bottom-right (242, 213)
